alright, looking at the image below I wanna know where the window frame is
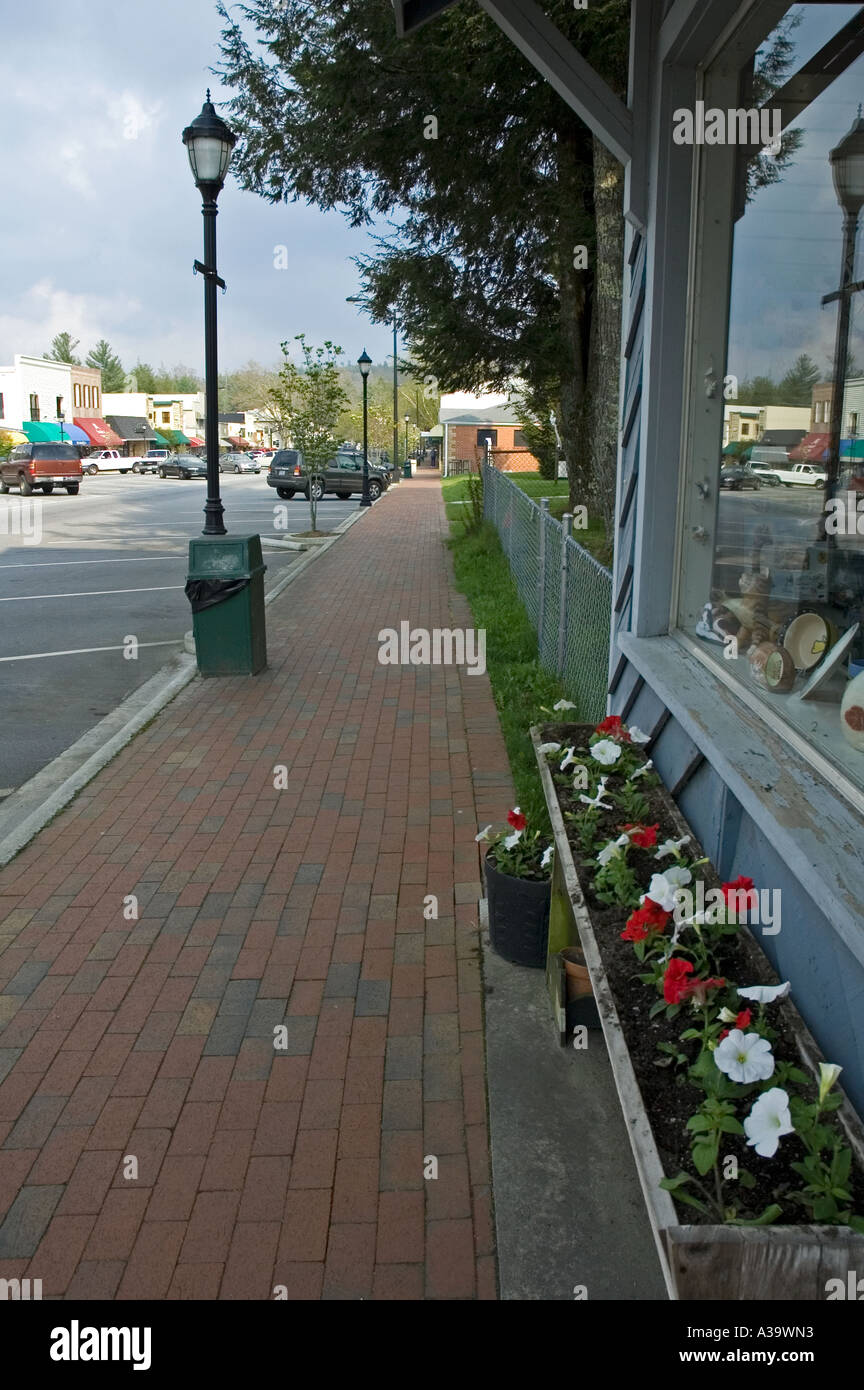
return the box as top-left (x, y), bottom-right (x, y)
top-left (669, 2), bottom-right (864, 811)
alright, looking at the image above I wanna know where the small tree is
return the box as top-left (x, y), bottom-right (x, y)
top-left (268, 336), bottom-right (349, 532)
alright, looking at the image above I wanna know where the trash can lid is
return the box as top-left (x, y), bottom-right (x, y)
top-left (187, 533), bottom-right (264, 578)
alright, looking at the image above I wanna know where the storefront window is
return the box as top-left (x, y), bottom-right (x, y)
top-left (684, 5), bottom-right (864, 791)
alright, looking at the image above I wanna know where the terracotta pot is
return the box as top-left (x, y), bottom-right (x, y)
top-left (560, 946), bottom-right (593, 1000)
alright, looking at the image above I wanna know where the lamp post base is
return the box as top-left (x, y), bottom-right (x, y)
top-left (203, 498), bottom-right (227, 535)
top-left (359, 496), bottom-right (373, 508)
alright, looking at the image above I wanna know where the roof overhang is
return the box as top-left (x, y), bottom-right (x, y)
top-left (393, 0), bottom-right (459, 37)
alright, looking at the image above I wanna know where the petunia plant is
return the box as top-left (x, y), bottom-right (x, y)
top-left (477, 808), bottom-right (553, 882)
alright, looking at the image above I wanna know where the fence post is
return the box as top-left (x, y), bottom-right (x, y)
top-left (557, 513), bottom-right (572, 677)
top-left (538, 498), bottom-right (549, 655)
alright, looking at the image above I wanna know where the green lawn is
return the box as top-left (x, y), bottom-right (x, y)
top-left (500, 474), bottom-right (610, 564)
top-left (442, 475), bottom-right (574, 831)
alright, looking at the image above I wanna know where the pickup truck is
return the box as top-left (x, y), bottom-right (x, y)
top-left (84, 449), bottom-right (131, 475)
top-left (751, 460), bottom-right (826, 487)
top-left (132, 449), bottom-right (171, 475)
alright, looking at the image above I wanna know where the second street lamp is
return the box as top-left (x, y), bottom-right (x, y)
top-left (404, 414), bottom-right (410, 475)
top-left (358, 350), bottom-right (373, 507)
top-left (182, 91), bottom-right (236, 536)
top-left (825, 107), bottom-right (864, 529)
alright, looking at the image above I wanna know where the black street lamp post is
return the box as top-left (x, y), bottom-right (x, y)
top-left (182, 92), bottom-right (236, 536)
top-left (824, 108), bottom-right (864, 525)
top-left (393, 318), bottom-right (399, 479)
top-left (404, 414), bottom-right (410, 469)
top-left (358, 350), bottom-right (372, 507)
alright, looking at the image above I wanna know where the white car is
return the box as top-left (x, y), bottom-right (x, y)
top-left (84, 449), bottom-right (132, 475)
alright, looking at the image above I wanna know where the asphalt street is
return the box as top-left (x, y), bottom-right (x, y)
top-left (0, 471), bottom-right (358, 791)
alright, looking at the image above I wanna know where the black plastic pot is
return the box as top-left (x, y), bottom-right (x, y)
top-left (484, 852), bottom-right (551, 968)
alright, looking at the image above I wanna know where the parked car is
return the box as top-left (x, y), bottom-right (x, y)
top-left (745, 461), bottom-right (781, 487)
top-left (84, 449), bottom-right (132, 475)
top-left (139, 449), bottom-right (171, 468)
top-left (157, 455), bottom-right (208, 480)
top-left (0, 441), bottom-right (82, 495)
top-left (267, 449), bottom-right (390, 501)
top-left (219, 452), bottom-right (261, 474)
top-left (719, 464), bottom-right (763, 491)
top-left (762, 461), bottom-right (828, 487)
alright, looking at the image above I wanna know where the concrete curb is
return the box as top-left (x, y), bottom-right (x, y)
top-left (0, 504), bottom-right (372, 868)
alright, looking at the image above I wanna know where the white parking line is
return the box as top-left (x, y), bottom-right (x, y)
top-left (0, 586), bottom-right (185, 602)
top-left (0, 556), bottom-right (183, 570)
top-left (0, 641), bottom-right (183, 663)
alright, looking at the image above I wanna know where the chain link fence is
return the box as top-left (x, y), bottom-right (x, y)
top-left (482, 462), bottom-right (612, 720)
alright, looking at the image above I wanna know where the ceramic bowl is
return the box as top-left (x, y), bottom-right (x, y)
top-left (764, 646), bottom-right (796, 692)
top-left (782, 613), bottom-right (836, 671)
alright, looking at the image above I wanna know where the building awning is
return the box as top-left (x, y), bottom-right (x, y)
top-left (789, 432), bottom-right (830, 462)
top-left (226, 435), bottom-right (245, 447)
top-left (0, 428), bottom-right (28, 443)
top-left (23, 422), bottom-right (61, 442)
top-left (151, 431), bottom-right (171, 445)
top-left (105, 415), bottom-right (156, 443)
top-left (159, 428), bottom-right (190, 446)
top-left (188, 436), bottom-right (205, 447)
top-left (841, 438), bottom-right (864, 461)
top-left (74, 417), bottom-right (124, 448)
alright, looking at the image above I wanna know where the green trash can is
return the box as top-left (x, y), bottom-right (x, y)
top-left (186, 534), bottom-right (267, 676)
top-left (403, 460), bottom-right (412, 479)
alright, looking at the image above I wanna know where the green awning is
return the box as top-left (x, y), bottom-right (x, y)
top-left (161, 428), bottom-right (190, 445)
top-left (841, 439), bottom-right (864, 461)
top-left (151, 431), bottom-right (170, 445)
top-left (23, 421), bottom-right (64, 442)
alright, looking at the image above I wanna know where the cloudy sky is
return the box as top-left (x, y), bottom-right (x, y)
top-left (1, 1), bottom-right (861, 387)
top-left (728, 4), bottom-right (864, 384)
top-left (0, 0), bottom-right (393, 377)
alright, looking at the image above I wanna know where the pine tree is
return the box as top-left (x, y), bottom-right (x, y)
top-left (45, 332), bottom-right (81, 365)
top-left (86, 340), bottom-right (126, 393)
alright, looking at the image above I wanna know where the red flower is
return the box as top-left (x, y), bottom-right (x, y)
top-left (663, 958), bottom-right (694, 1003)
top-left (620, 822), bottom-right (659, 849)
top-left (685, 976), bottom-right (726, 1005)
top-left (719, 1028), bottom-right (729, 1041)
top-left (595, 715), bottom-right (631, 742)
top-left (721, 875), bottom-right (755, 905)
top-left (621, 901), bottom-right (670, 942)
top-left (736, 1008), bottom-right (752, 1030)
top-left (506, 808), bottom-right (527, 831)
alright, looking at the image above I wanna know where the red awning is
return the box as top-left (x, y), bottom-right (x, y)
top-left (227, 435), bottom-right (243, 447)
top-left (789, 432), bottom-right (829, 462)
top-left (188, 437), bottom-right (205, 447)
top-left (74, 417), bottom-right (124, 448)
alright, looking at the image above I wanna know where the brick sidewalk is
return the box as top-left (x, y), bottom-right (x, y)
top-left (0, 478), bottom-right (511, 1300)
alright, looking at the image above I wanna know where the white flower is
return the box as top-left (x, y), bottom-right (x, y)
top-left (553, 699), bottom-right (577, 711)
top-left (628, 726), bottom-right (651, 744)
top-left (744, 1087), bottom-right (794, 1158)
top-left (655, 836), bottom-right (691, 860)
top-left (503, 829), bottom-right (523, 850)
top-left (818, 1063), bottom-right (842, 1106)
top-left (714, 1030), bottom-right (775, 1084)
top-left (718, 1007), bottom-right (738, 1024)
top-left (559, 746), bottom-right (579, 772)
top-left (671, 909), bottom-right (704, 947)
top-left (539, 742), bottom-right (562, 755)
top-left (590, 738), bottom-right (621, 767)
top-left (597, 834), bottom-right (630, 867)
top-left (475, 825), bottom-right (493, 842)
top-left (645, 866), bottom-right (692, 913)
top-left (629, 760), bottom-right (654, 781)
top-left (541, 845), bottom-right (554, 868)
top-left (578, 776), bottom-right (612, 811)
top-left (737, 982), bottom-right (791, 1005)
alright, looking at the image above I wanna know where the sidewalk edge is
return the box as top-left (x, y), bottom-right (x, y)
top-left (0, 507), bottom-right (370, 867)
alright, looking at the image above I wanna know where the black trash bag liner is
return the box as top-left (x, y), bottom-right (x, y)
top-left (185, 576), bottom-right (251, 613)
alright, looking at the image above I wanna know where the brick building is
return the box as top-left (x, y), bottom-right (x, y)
top-left (439, 392), bottom-right (540, 476)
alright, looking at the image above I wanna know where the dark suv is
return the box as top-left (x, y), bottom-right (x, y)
top-left (267, 449), bottom-right (389, 501)
top-left (0, 442), bottom-right (82, 495)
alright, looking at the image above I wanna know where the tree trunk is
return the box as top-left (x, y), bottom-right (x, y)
top-left (579, 137), bottom-right (624, 543)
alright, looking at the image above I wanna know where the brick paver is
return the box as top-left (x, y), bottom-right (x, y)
top-left (0, 478), bottom-right (505, 1300)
